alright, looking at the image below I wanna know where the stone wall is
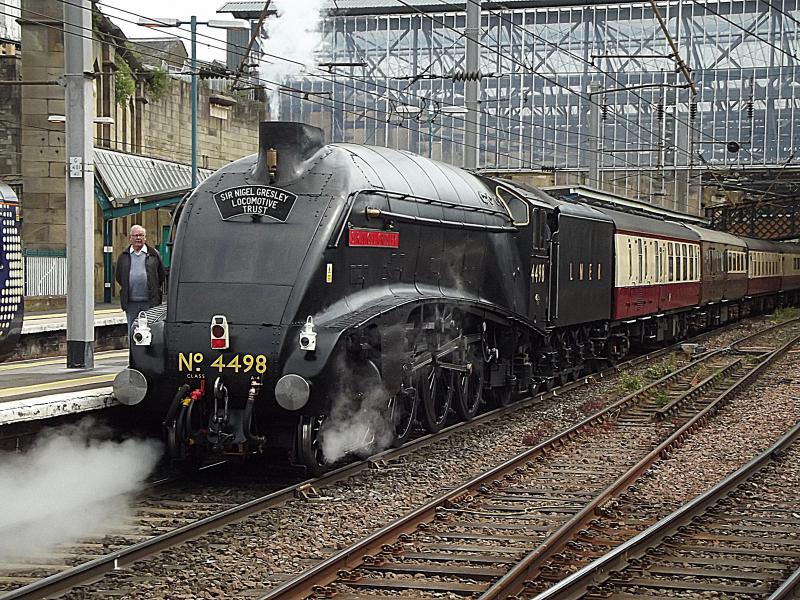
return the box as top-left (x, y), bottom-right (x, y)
top-left (0, 53), bottom-right (21, 189)
top-left (19, 0), bottom-right (65, 252)
top-left (16, 0), bottom-right (267, 301)
top-left (140, 82), bottom-right (264, 170)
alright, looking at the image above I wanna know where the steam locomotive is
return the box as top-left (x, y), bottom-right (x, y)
top-left (114, 121), bottom-right (800, 474)
top-left (0, 182), bottom-right (23, 360)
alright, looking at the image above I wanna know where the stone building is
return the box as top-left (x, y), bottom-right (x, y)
top-left (12, 0), bottom-right (267, 304)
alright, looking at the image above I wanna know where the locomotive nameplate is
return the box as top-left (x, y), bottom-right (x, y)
top-left (213, 185), bottom-right (297, 222)
top-left (348, 228), bottom-right (399, 248)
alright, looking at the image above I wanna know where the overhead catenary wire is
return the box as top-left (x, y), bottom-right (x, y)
top-left (88, 0), bottom-right (671, 157)
top-left (17, 0), bottom-right (650, 186)
top-left (690, 0), bottom-right (798, 62)
top-left (103, 0), bottom-right (751, 186)
top-left (3, 3), bottom-right (641, 193)
top-left (14, 0), bottom-right (788, 198)
top-left (428, 0), bottom-right (758, 169)
top-left (90, 0), bottom-right (640, 153)
top-left (101, 0), bottom-right (784, 171)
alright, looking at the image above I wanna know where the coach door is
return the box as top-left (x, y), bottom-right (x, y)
top-left (529, 208), bottom-right (549, 326)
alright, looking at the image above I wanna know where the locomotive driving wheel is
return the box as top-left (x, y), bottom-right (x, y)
top-left (454, 343), bottom-right (484, 420)
top-left (388, 388), bottom-right (417, 447)
top-left (417, 360), bottom-right (453, 433)
top-left (297, 414), bottom-right (326, 476)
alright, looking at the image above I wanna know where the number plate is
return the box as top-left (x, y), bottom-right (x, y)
top-left (177, 352), bottom-right (267, 374)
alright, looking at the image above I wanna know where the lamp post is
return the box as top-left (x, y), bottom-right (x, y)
top-left (395, 103), bottom-right (468, 159)
top-left (139, 17), bottom-right (249, 188)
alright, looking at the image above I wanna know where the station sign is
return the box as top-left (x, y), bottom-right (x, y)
top-left (213, 185), bottom-right (297, 222)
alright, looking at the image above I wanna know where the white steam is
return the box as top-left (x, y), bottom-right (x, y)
top-left (259, 0), bottom-right (326, 119)
top-left (0, 419), bottom-right (162, 561)
top-left (320, 373), bottom-right (394, 464)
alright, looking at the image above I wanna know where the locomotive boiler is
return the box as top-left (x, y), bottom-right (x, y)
top-left (114, 121), bottom-right (800, 473)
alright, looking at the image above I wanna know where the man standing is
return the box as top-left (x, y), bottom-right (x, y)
top-left (115, 225), bottom-right (166, 332)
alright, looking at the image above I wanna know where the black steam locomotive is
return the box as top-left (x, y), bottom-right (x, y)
top-left (115, 121), bottom-right (800, 473)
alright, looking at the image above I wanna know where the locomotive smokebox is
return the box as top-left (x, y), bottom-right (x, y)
top-left (252, 121), bottom-right (325, 185)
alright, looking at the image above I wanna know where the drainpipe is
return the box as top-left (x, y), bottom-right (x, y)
top-left (103, 217), bottom-right (113, 303)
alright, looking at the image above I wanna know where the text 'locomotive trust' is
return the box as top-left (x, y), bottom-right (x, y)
top-left (213, 185), bottom-right (298, 222)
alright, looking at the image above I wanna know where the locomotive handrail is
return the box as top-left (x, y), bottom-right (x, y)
top-left (329, 188), bottom-right (515, 247)
top-left (363, 207), bottom-right (518, 233)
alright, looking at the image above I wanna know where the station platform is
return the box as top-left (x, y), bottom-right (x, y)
top-left (21, 305), bottom-right (126, 335)
top-left (0, 349), bottom-right (126, 425)
top-left (15, 305), bottom-right (128, 361)
top-left (1, 306), bottom-right (129, 428)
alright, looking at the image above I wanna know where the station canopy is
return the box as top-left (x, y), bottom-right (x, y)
top-left (94, 148), bottom-right (213, 219)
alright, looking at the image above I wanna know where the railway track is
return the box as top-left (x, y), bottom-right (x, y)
top-left (261, 319), bottom-right (800, 599)
top-left (0, 318), bottom-right (795, 600)
top-left (531, 418), bottom-right (800, 600)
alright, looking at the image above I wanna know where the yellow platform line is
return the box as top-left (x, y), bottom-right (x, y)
top-left (0, 373), bottom-right (117, 399)
top-left (0, 350), bottom-right (129, 371)
top-left (25, 309), bottom-right (123, 321)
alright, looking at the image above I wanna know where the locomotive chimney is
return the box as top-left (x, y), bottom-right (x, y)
top-left (252, 121), bottom-right (325, 185)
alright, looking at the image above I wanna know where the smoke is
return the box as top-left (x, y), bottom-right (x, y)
top-left (319, 359), bottom-right (395, 464)
top-left (0, 419), bottom-right (162, 561)
top-left (259, 0), bottom-right (327, 119)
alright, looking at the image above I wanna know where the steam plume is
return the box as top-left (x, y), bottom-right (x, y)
top-left (320, 359), bottom-right (394, 464)
top-left (0, 419), bottom-right (162, 560)
top-left (259, 0), bottom-right (326, 118)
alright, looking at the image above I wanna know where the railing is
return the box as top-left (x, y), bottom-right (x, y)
top-left (23, 248), bottom-right (67, 296)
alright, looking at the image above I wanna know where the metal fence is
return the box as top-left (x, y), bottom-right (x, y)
top-left (23, 248), bottom-right (67, 296)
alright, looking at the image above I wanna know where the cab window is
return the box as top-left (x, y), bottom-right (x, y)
top-left (496, 187), bottom-right (530, 226)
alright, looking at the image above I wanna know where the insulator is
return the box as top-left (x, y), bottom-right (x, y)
top-left (601, 101), bottom-right (608, 121)
top-left (450, 70), bottom-right (484, 82)
top-left (657, 103), bottom-right (665, 121)
top-left (689, 102), bottom-right (697, 120)
top-left (747, 98), bottom-right (754, 119)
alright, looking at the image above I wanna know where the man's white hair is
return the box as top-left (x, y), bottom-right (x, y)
top-left (129, 225), bottom-right (146, 235)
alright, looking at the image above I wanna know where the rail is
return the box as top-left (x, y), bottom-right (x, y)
top-left (532, 417), bottom-right (800, 600)
top-left (0, 320), bottom-right (767, 600)
top-left (261, 320), bottom-right (800, 599)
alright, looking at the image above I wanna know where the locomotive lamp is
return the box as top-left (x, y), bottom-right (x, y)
top-left (211, 315), bottom-right (230, 350)
top-left (299, 316), bottom-right (317, 351)
top-left (132, 312), bottom-right (152, 346)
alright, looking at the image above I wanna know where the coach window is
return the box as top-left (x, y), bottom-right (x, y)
top-left (667, 242), bottom-right (675, 283)
top-left (655, 244), bottom-right (662, 281)
top-left (496, 187), bottom-right (529, 226)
